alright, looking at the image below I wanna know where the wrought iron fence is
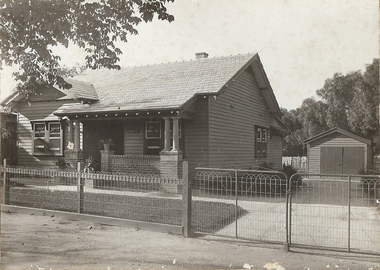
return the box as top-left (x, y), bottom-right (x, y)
top-left (288, 173), bottom-right (380, 254)
top-left (193, 168), bottom-right (289, 247)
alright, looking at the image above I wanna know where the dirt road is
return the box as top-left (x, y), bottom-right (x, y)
top-left (1, 211), bottom-right (379, 270)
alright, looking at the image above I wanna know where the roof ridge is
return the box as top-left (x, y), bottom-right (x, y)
top-left (117, 52), bottom-right (256, 70)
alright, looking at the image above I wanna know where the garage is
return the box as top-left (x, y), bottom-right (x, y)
top-left (305, 127), bottom-right (373, 175)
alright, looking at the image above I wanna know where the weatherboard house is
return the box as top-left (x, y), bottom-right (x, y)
top-left (1, 53), bottom-right (287, 179)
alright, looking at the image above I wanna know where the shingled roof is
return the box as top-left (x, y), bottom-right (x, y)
top-left (0, 78), bottom-right (98, 106)
top-left (55, 53), bottom-right (280, 115)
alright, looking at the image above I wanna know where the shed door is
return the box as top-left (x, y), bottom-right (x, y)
top-left (321, 147), bottom-right (343, 174)
top-left (320, 147), bottom-right (365, 175)
top-left (342, 147), bottom-right (364, 174)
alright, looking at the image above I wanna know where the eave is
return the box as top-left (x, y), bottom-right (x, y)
top-left (304, 127), bottom-right (372, 145)
top-left (54, 106), bottom-right (195, 121)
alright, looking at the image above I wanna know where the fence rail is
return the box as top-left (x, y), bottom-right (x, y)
top-left (289, 173), bottom-right (380, 254)
top-left (193, 167), bottom-right (289, 248)
top-left (2, 161), bottom-right (186, 233)
top-left (3, 162), bottom-right (380, 255)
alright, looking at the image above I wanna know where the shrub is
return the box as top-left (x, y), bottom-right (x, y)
top-left (282, 164), bottom-right (302, 187)
top-left (55, 158), bottom-right (71, 170)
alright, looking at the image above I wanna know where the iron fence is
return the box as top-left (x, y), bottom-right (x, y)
top-left (193, 168), bottom-right (289, 247)
top-left (2, 163), bottom-right (183, 226)
top-left (288, 173), bottom-right (380, 254)
top-left (3, 161), bottom-right (380, 255)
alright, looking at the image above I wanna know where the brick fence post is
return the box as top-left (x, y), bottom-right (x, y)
top-left (182, 161), bottom-right (192, 237)
top-left (100, 150), bottom-right (115, 172)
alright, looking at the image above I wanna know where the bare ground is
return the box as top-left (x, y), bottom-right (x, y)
top-left (1, 211), bottom-right (380, 270)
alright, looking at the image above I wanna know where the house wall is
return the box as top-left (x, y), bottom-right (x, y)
top-left (266, 135), bottom-right (283, 169)
top-left (124, 120), bottom-right (144, 155)
top-left (207, 68), bottom-right (282, 170)
top-left (307, 133), bottom-right (369, 174)
top-left (16, 100), bottom-right (78, 168)
top-left (183, 97), bottom-right (209, 179)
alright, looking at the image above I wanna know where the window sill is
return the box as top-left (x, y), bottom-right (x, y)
top-left (33, 154), bottom-right (64, 157)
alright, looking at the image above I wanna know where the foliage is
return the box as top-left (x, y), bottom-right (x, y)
top-left (0, 0), bottom-right (175, 96)
top-left (84, 155), bottom-right (97, 172)
top-left (281, 58), bottom-right (379, 155)
top-left (1, 127), bottom-right (12, 139)
top-left (256, 162), bottom-right (275, 170)
top-left (98, 138), bottom-right (114, 149)
top-left (55, 158), bottom-right (71, 170)
top-left (282, 164), bottom-right (302, 187)
top-left (280, 108), bottom-right (306, 156)
top-left (66, 141), bottom-right (75, 150)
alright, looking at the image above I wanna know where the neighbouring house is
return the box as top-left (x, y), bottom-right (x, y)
top-left (1, 52), bottom-right (287, 179)
top-left (0, 107), bottom-right (17, 165)
top-left (304, 127), bottom-right (373, 175)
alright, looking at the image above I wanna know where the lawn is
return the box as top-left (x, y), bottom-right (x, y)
top-left (8, 186), bottom-right (247, 233)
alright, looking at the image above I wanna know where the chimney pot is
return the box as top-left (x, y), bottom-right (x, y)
top-left (195, 52), bottom-right (209, 59)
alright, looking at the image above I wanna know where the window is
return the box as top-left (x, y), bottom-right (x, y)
top-left (32, 122), bottom-right (63, 155)
top-left (145, 121), bottom-right (161, 139)
top-left (145, 121), bottom-right (162, 155)
top-left (255, 126), bottom-right (268, 157)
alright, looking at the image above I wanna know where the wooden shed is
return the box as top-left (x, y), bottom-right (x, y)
top-left (304, 127), bottom-right (373, 175)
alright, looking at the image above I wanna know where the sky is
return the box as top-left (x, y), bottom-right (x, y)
top-left (0, 0), bottom-right (378, 110)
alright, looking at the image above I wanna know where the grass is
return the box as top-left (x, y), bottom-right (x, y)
top-left (8, 187), bottom-right (247, 234)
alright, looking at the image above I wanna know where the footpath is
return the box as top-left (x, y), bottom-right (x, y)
top-left (1, 211), bottom-right (380, 270)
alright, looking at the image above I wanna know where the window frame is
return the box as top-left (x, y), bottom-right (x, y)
top-left (145, 121), bottom-right (162, 139)
top-left (255, 126), bottom-right (268, 158)
top-left (32, 121), bottom-right (63, 156)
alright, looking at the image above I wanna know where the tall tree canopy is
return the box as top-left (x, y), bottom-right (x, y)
top-left (281, 58), bottom-right (379, 155)
top-left (0, 0), bottom-right (174, 95)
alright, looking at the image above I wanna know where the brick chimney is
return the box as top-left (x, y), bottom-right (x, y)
top-left (195, 52), bottom-right (209, 59)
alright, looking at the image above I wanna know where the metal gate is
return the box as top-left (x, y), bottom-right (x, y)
top-left (192, 168), bottom-right (289, 247)
top-left (192, 168), bottom-right (380, 255)
top-left (288, 173), bottom-right (380, 254)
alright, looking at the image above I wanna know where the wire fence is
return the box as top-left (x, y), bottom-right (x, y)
top-left (193, 168), bottom-right (289, 247)
top-left (289, 173), bottom-right (380, 254)
top-left (2, 164), bottom-right (183, 226)
top-left (3, 162), bottom-right (380, 255)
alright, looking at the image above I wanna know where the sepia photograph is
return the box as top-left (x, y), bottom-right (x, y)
top-left (0, 0), bottom-right (379, 269)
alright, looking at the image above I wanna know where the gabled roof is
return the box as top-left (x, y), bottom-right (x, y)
top-left (304, 127), bottom-right (372, 145)
top-left (55, 53), bottom-right (282, 116)
top-left (0, 79), bottom-right (98, 106)
top-left (61, 78), bottom-right (98, 101)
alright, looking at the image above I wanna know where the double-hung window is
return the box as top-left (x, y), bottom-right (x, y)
top-left (32, 122), bottom-right (63, 156)
top-left (255, 126), bottom-right (268, 157)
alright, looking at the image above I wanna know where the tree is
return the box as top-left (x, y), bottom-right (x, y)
top-left (347, 59), bottom-right (379, 139)
top-left (281, 98), bottom-right (329, 156)
top-left (280, 108), bottom-right (304, 156)
top-left (281, 58), bottom-right (380, 155)
top-left (0, 0), bottom-right (175, 96)
top-left (316, 59), bottom-right (379, 140)
top-left (316, 71), bottom-right (360, 130)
